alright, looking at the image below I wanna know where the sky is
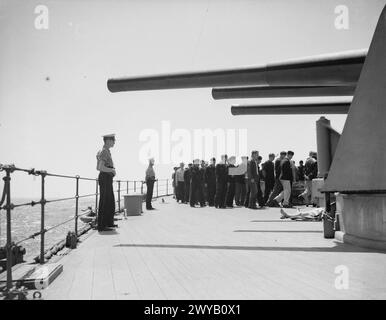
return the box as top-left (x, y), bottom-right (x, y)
top-left (0, 0), bottom-right (385, 198)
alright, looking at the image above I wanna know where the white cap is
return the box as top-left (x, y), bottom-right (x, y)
top-left (102, 133), bottom-right (116, 140)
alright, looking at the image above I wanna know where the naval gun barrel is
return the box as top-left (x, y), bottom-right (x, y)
top-left (212, 85), bottom-right (356, 99)
top-left (231, 102), bottom-right (351, 115)
top-left (107, 50), bottom-right (366, 92)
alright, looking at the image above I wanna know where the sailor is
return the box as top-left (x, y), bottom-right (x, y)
top-left (235, 156), bottom-right (247, 206)
top-left (243, 156), bottom-right (250, 208)
top-left (190, 159), bottom-right (205, 207)
top-left (175, 163), bottom-right (185, 203)
top-left (145, 158), bottom-right (156, 210)
top-left (262, 153), bottom-right (275, 204)
top-left (299, 151), bottom-right (318, 206)
top-left (184, 163), bottom-right (193, 204)
top-left (289, 157), bottom-right (297, 206)
top-left (200, 160), bottom-right (208, 204)
top-left (172, 167), bottom-right (178, 200)
top-left (273, 151), bottom-right (295, 208)
top-left (225, 156), bottom-right (237, 208)
top-left (96, 134), bottom-right (117, 231)
top-left (205, 158), bottom-right (216, 207)
top-left (266, 151), bottom-right (286, 207)
top-left (215, 155), bottom-right (228, 208)
top-left (297, 160), bottom-right (305, 182)
top-left (245, 151), bottom-right (259, 209)
top-left (256, 155), bottom-right (265, 207)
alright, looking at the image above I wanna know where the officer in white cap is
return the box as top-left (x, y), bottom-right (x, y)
top-left (96, 134), bottom-right (117, 231)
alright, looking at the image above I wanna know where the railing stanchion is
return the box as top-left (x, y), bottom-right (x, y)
top-left (40, 172), bottom-right (46, 264)
top-left (75, 176), bottom-right (79, 237)
top-left (118, 180), bottom-right (121, 213)
top-left (4, 168), bottom-right (13, 290)
top-left (0, 165), bottom-right (173, 275)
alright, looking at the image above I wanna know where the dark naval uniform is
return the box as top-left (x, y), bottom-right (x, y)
top-left (184, 167), bottom-right (192, 203)
top-left (145, 166), bottom-right (156, 210)
top-left (225, 164), bottom-right (236, 207)
top-left (205, 165), bottom-right (216, 206)
top-left (245, 159), bottom-right (259, 209)
top-left (215, 163), bottom-right (228, 208)
top-left (297, 164), bottom-right (305, 181)
top-left (190, 166), bottom-right (205, 207)
top-left (199, 166), bottom-right (207, 204)
top-left (96, 147), bottom-right (115, 230)
top-left (257, 164), bottom-right (265, 207)
top-left (262, 160), bottom-right (275, 203)
top-left (234, 173), bottom-right (246, 206)
top-left (266, 158), bottom-right (284, 206)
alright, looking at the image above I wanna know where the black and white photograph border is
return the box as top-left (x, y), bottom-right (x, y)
top-left (0, 0), bottom-right (385, 305)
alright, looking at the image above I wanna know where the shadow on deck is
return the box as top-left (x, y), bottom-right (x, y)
top-left (113, 241), bottom-right (377, 253)
top-left (41, 196), bottom-right (386, 300)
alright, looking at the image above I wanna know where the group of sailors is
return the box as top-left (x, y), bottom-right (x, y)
top-left (171, 150), bottom-right (318, 210)
top-left (95, 133), bottom-right (318, 231)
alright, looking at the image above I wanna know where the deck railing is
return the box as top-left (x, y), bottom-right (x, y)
top-left (0, 164), bottom-right (173, 291)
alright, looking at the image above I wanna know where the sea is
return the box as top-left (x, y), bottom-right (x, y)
top-left (0, 197), bottom-right (98, 262)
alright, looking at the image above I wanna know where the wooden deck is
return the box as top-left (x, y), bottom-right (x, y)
top-left (42, 196), bottom-right (386, 300)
